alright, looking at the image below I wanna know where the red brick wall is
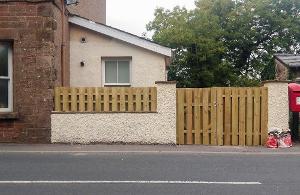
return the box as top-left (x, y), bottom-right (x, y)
top-left (275, 59), bottom-right (289, 81)
top-left (0, 1), bottom-right (62, 143)
top-left (67, 0), bottom-right (106, 24)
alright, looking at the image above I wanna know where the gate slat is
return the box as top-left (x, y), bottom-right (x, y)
top-left (210, 88), bottom-right (217, 145)
top-left (246, 88), bottom-right (253, 146)
top-left (239, 88), bottom-right (246, 146)
top-left (176, 89), bottom-right (185, 144)
top-left (224, 88), bottom-right (231, 145)
top-left (232, 88), bottom-right (239, 146)
top-left (261, 87), bottom-right (268, 145)
top-left (203, 89), bottom-right (209, 145)
top-left (216, 88), bottom-right (224, 146)
top-left (253, 88), bottom-right (260, 146)
top-left (199, 90), bottom-right (203, 144)
top-left (194, 89), bottom-right (201, 144)
top-left (186, 89), bottom-right (193, 144)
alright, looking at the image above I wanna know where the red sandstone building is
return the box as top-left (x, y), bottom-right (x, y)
top-left (0, 0), bottom-right (106, 142)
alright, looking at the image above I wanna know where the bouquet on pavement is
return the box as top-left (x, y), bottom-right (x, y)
top-left (266, 128), bottom-right (292, 148)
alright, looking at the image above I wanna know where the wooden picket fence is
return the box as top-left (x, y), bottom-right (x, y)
top-left (54, 87), bottom-right (157, 112)
top-left (176, 87), bottom-right (268, 146)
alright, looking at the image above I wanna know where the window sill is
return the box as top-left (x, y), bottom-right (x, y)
top-left (104, 84), bottom-right (131, 87)
top-left (0, 112), bottom-right (19, 120)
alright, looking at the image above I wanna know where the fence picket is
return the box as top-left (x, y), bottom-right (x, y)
top-left (120, 88), bottom-right (126, 112)
top-left (78, 88), bottom-right (85, 112)
top-left (62, 87), bottom-right (69, 112)
top-left (54, 87), bottom-right (61, 112)
top-left (87, 88), bottom-right (93, 112)
top-left (103, 88), bottom-right (109, 112)
top-left (95, 88), bottom-right (101, 112)
top-left (151, 87), bottom-right (157, 112)
top-left (143, 88), bottom-right (149, 112)
top-left (128, 88), bottom-right (134, 112)
top-left (70, 88), bottom-right (77, 112)
top-left (111, 88), bottom-right (118, 112)
top-left (136, 88), bottom-right (142, 112)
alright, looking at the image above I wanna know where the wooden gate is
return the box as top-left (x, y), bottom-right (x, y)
top-left (176, 87), bottom-right (268, 146)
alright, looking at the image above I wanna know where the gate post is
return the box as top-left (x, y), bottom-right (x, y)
top-left (262, 80), bottom-right (290, 132)
top-left (155, 81), bottom-right (177, 144)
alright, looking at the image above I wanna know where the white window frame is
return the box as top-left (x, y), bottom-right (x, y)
top-left (0, 42), bottom-right (13, 112)
top-left (102, 58), bottom-right (131, 86)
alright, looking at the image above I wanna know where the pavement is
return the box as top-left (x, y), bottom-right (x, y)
top-left (1, 143), bottom-right (300, 154)
top-left (0, 144), bottom-right (300, 195)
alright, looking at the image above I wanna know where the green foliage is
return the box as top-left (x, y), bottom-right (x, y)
top-left (147, 0), bottom-right (300, 87)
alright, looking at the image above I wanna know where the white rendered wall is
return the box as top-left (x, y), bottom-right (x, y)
top-left (264, 81), bottom-right (289, 131)
top-left (51, 82), bottom-right (176, 144)
top-left (70, 25), bottom-right (166, 87)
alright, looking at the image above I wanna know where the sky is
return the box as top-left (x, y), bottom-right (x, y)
top-left (107, 0), bottom-right (196, 37)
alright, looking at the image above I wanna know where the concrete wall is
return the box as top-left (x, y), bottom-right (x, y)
top-left (69, 25), bottom-right (166, 87)
top-left (51, 82), bottom-right (176, 144)
top-left (263, 81), bottom-right (289, 131)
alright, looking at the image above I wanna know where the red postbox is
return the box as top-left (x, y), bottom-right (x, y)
top-left (288, 83), bottom-right (300, 112)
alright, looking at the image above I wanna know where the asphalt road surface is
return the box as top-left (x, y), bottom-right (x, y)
top-left (0, 145), bottom-right (300, 195)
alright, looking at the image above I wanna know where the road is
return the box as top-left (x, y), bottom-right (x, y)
top-left (0, 145), bottom-right (299, 195)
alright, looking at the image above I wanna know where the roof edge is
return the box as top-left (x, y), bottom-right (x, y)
top-left (274, 55), bottom-right (289, 67)
top-left (68, 15), bottom-right (172, 57)
top-left (274, 54), bottom-right (300, 68)
top-left (0, 0), bottom-right (53, 2)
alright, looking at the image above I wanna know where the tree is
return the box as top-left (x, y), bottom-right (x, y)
top-left (147, 0), bottom-right (300, 87)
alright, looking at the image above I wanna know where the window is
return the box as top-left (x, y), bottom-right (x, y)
top-left (0, 42), bottom-right (12, 112)
top-left (103, 58), bottom-right (131, 86)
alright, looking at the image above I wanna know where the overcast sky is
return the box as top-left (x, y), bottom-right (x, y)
top-left (107, 0), bottom-right (196, 37)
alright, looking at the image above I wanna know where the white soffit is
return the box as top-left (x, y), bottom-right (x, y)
top-left (69, 16), bottom-right (172, 57)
